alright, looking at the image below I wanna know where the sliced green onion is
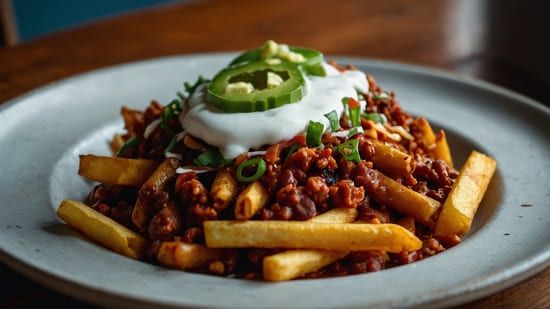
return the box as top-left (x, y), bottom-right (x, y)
top-left (337, 139), bottom-right (361, 163)
top-left (161, 99), bottom-right (182, 131)
top-left (236, 157), bottom-right (267, 182)
top-left (341, 97), bottom-right (349, 106)
top-left (285, 143), bottom-right (301, 161)
top-left (342, 97), bottom-right (362, 127)
top-left (323, 110), bottom-right (339, 132)
top-left (306, 120), bottom-right (324, 147)
top-left (115, 136), bottom-right (139, 157)
top-left (164, 135), bottom-right (178, 153)
top-left (193, 149), bottom-right (232, 168)
top-left (372, 92), bottom-right (390, 100)
top-left (342, 96), bottom-right (361, 109)
top-left (357, 90), bottom-right (366, 101)
top-left (349, 106), bottom-right (361, 127)
top-left (347, 127), bottom-right (362, 137)
top-left (362, 112), bottom-right (387, 124)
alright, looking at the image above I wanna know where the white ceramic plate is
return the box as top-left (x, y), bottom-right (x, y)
top-left (1, 53), bottom-right (549, 309)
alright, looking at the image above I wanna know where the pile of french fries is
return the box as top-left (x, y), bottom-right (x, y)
top-left (57, 76), bottom-right (497, 282)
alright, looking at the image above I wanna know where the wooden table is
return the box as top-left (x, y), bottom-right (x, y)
top-left (0, 0), bottom-right (548, 307)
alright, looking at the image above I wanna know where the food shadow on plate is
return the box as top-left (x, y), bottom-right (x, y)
top-left (41, 221), bottom-right (90, 240)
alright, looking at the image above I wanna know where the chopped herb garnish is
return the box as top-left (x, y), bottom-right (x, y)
top-left (161, 99), bottom-right (182, 131)
top-left (323, 110), bottom-right (339, 132)
top-left (306, 120), bottom-right (324, 147)
top-left (337, 139), bottom-right (361, 163)
top-left (184, 75), bottom-right (210, 97)
top-left (342, 97), bottom-right (362, 127)
top-left (349, 106), bottom-right (361, 127)
top-left (164, 135), bottom-right (178, 153)
top-left (372, 92), bottom-right (390, 100)
top-left (347, 127), bottom-right (363, 137)
top-left (342, 96), bottom-right (361, 109)
top-left (362, 112), bottom-right (387, 124)
top-left (115, 136), bottom-right (139, 157)
top-left (357, 91), bottom-right (366, 101)
top-left (193, 149), bottom-right (232, 168)
top-left (285, 143), bottom-right (301, 161)
top-left (236, 157), bottom-right (267, 182)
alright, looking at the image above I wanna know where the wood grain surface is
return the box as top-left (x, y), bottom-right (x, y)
top-left (0, 0), bottom-right (548, 307)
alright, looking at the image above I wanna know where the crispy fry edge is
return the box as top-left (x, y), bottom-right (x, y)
top-left (203, 220), bottom-right (422, 253)
top-left (78, 154), bottom-right (159, 186)
top-left (57, 199), bottom-right (148, 260)
top-left (434, 150), bottom-right (497, 237)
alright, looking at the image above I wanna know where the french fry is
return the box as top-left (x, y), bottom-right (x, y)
top-left (367, 139), bottom-right (415, 177)
top-left (263, 249), bottom-right (348, 281)
top-left (262, 208), bottom-right (357, 281)
top-left (204, 221), bottom-right (422, 252)
top-left (413, 117), bottom-right (436, 147)
top-left (433, 130), bottom-right (453, 168)
top-left (434, 151), bottom-right (497, 237)
top-left (157, 240), bottom-right (223, 270)
top-left (211, 168), bottom-right (238, 211)
top-left (132, 158), bottom-right (179, 230)
top-left (78, 154), bottom-right (159, 186)
top-left (183, 134), bottom-right (204, 151)
top-left (310, 208), bottom-right (358, 223)
top-left (413, 117), bottom-right (453, 167)
top-left (234, 181), bottom-right (269, 220)
top-left (56, 199), bottom-right (148, 259)
top-left (396, 216), bottom-right (416, 234)
top-left (120, 106), bottom-right (144, 137)
top-left (109, 133), bottom-right (125, 155)
top-left (358, 167), bottom-right (441, 226)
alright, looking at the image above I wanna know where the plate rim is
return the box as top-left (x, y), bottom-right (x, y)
top-left (1, 52), bottom-right (549, 309)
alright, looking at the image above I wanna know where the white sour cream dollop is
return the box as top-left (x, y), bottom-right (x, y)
top-left (178, 63), bottom-right (368, 159)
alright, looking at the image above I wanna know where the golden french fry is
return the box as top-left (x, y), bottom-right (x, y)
top-left (434, 151), bottom-right (497, 237)
top-left (120, 106), bottom-right (144, 137)
top-left (204, 221), bottom-right (422, 252)
top-left (78, 154), bottom-right (159, 186)
top-left (396, 216), bottom-right (416, 234)
top-left (211, 168), bottom-right (238, 211)
top-left (57, 199), bottom-right (148, 259)
top-left (413, 117), bottom-right (436, 147)
top-left (433, 130), bottom-right (453, 168)
top-left (310, 208), bottom-right (358, 223)
top-left (132, 158), bottom-right (179, 230)
top-left (358, 167), bottom-right (441, 226)
top-left (262, 208), bottom-right (357, 281)
top-left (263, 249), bottom-right (348, 281)
top-left (157, 240), bottom-right (223, 270)
top-left (367, 139), bottom-right (415, 177)
top-left (183, 134), bottom-right (204, 150)
top-left (109, 133), bottom-right (125, 155)
top-left (413, 117), bottom-right (453, 167)
top-left (234, 181), bottom-right (269, 220)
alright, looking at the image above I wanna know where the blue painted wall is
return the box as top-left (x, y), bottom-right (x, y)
top-left (12, 0), bottom-right (182, 42)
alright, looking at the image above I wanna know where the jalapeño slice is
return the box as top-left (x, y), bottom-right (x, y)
top-left (206, 60), bottom-right (306, 113)
top-left (230, 48), bottom-right (262, 66)
top-left (229, 46), bottom-right (327, 77)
